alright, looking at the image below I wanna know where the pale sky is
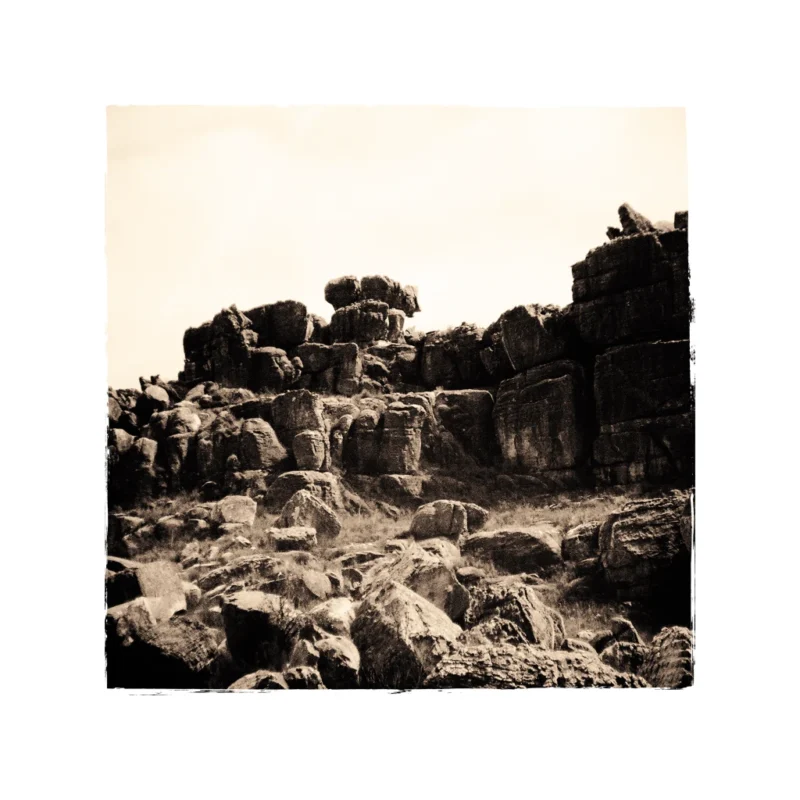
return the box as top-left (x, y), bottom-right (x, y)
top-left (106, 106), bottom-right (687, 389)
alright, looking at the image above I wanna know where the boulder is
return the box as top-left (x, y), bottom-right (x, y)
top-left (498, 304), bottom-right (574, 372)
top-left (343, 410), bottom-right (382, 474)
top-left (264, 471), bottom-right (344, 512)
top-left (464, 579), bottom-right (565, 650)
top-left (249, 347), bottom-right (301, 392)
top-left (618, 202), bottom-right (656, 236)
top-left (598, 494), bottom-right (691, 612)
top-left (408, 500), bottom-right (469, 540)
top-left (425, 641), bottom-right (647, 688)
top-left (600, 641), bottom-right (649, 675)
top-left (330, 300), bottom-right (390, 344)
top-left (421, 325), bottom-right (488, 389)
top-left (221, 591), bottom-right (299, 671)
top-left (275, 489), bottom-right (342, 540)
top-left (213, 495), bottom-right (257, 527)
top-left (362, 544), bottom-right (469, 622)
top-left (493, 360), bottom-right (587, 473)
top-left (107, 615), bottom-right (218, 689)
top-left (228, 670), bottom-right (289, 690)
top-left (283, 666), bottom-right (326, 689)
top-left (351, 581), bottom-right (461, 689)
top-left (309, 597), bottom-right (358, 637)
top-left (269, 526), bottom-right (318, 552)
top-left (106, 559), bottom-right (186, 610)
top-left (325, 276), bottom-right (362, 309)
top-left (641, 626), bottom-right (693, 688)
top-left (293, 429), bottom-right (328, 471)
top-left (295, 342), bottom-right (333, 374)
top-left (562, 522), bottom-right (600, 562)
top-left (462, 525), bottom-right (562, 574)
top-left (316, 636), bottom-right (361, 689)
top-left (269, 300), bottom-right (313, 349)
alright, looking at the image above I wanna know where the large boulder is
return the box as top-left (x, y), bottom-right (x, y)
top-left (221, 591), bottom-right (299, 672)
top-left (276, 489), bottom-right (341, 540)
top-left (498, 304), bottom-right (575, 373)
top-left (360, 275), bottom-right (420, 317)
top-left (421, 325), bottom-right (488, 389)
top-left (362, 544), bottom-right (469, 622)
top-left (641, 626), bottom-right (694, 688)
top-left (316, 636), bottom-right (361, 689)
top-left (239, 418), bottom-right (287, 470)
top-left (308, 597), bottom-right (358, 637)
top-left (598, 495), bottom-right (691, 615)
top-left (249, 346), bottom-right (301, 392)
top-left (493, 360), bottom-right (587, 474)
top-left (408, 500), bottom-right (470, 540)
top-left (462, 525), bottom-right (562, 574)
top-left (264, 471), bottom-right (344, 512)
top-left (464, 578), bottom-right (565, 649)
top-left (425, 641), bottom-right (647, 688)
top-left (562, 521), bottom-right (601, 562)
top-left (342, 409), bottom-right (382, 474)
top-left (107, 615), bottom-right (218, 689)
top-left (325, 276), bottom-right (363, 309)
top-left (351, 581), bottom-right (461, 688)
top-left (106, 560), bottom-right (185, 610)
top-left (292, 429), bottom-right (328, 471)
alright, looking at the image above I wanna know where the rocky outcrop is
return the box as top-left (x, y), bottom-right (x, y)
top-left (499, 305), bottom-right (575, 372)
top-left (275, 489), bottom-right (342, 540)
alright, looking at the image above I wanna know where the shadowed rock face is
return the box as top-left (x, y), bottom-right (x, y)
top-left (641, 626), bottom-right (693, 688)
top-left (493, 360), bottom-right (587, 473)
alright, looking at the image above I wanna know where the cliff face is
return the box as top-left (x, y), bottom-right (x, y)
top-left (108, 206), bottom-right (692, 509)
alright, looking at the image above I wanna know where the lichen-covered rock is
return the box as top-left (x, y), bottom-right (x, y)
top-left (424, 641), bottom-right (648, 688)
top-left (641, 626), bottom-right (693, 688)
top-left (499, 304), bottom-right (574, 373)
top-left (351, 581), bottom-right (461, 689)
top-left (462, 525), bottom-right (562, 574)
top-left (493, 360), bottom-right (587, 473)
top-left (276, 489), bottom-right (341, 540)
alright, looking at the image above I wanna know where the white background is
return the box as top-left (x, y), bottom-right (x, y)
top-left (2, 1), bottom-right (797, 797)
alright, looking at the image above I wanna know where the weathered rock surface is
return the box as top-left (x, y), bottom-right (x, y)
top-left (239, 418), bottom-right (287, 470)
top-left (276, 489), bottom-right (341, 540)
top-left (425, 641), bottom-right (648, 688)
top-left (408, 500), bottom-right (470, 540)
top-left (264, 471), bottom-right (343, 512)
top-left (641, 626), bottom-right (693, 688)
top-left (462, 525), bottom-right (562, 574)
top-left (269, 526), bottom-right (318, 552)
top-left (214, 495), bottom-right (257, 527)
top-left (499, 304), bottom-right (575, 372)
top-left (228, 670), bottom-right (289, 690)
top-left (598, 494), bottom-right (691, 612)
top-left (494, 360), bottom-right (587, 473)
top-left (351, 581), bottom-right (461, 689)
top-left (316, 636), bottom-right (361, 689)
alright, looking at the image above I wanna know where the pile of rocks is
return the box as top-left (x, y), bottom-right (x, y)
top-left (107, 489), bottom-right (693, 690)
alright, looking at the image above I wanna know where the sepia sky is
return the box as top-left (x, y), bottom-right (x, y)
top-left (106, 106), bottom-right (687, 389)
